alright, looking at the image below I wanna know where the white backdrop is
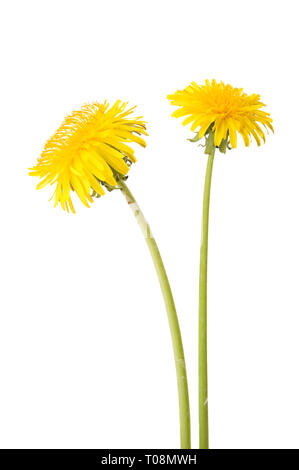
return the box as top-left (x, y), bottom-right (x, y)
top-left (0, 0), bottom-right (298, 449)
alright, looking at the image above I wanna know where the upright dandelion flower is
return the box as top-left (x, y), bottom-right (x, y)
top-left (30, 100), bottom-right (191, 449)
top-left (168, 80), bottom-right (273, 449)
top-left (168, 79), bottom-right (273, 150)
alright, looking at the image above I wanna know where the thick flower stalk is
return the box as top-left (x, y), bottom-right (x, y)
top-left (168, 79), bottom-right (273, 449)
top-left (30, 101), bottom-right (191, 448)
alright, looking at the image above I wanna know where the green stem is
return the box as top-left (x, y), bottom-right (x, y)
top-left (199, 154), bottom-right (214, 449)
top-left (118, 179), bottom-right (191, 449)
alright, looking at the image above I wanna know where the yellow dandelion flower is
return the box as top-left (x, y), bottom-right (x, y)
top-left (167, 79), bottom-right (273, 149)
top-left (168, 81), bottom-right (274, 449)
top-left (29, 101), bottom-right (147, 213)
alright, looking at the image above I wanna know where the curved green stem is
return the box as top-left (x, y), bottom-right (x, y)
top-left (118, 179), bottom-right (191, 449)
top-left (199, 154), bottom-right (214, 449)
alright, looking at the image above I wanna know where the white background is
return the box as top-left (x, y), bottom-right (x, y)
top-left (0, 0), bottom-right (298, 449)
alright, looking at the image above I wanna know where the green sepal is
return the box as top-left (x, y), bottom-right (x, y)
top-left (188, 122), bottom-right (231, 156)
top-left (204, 131), bottom-right (215, 157)
top-left (218, 138), bottom-right (227, 154)
top-left (188, 133), bottom-right (200, 143)
top-left (218, 132), bottom-right (229, 154)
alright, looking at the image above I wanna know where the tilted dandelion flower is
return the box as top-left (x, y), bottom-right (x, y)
top-left (29, 99), bottom-right (191, 448)
top-left (167, 79), bottom-right (273, 149)
top-left (29, 101), bottom-right (147, 212)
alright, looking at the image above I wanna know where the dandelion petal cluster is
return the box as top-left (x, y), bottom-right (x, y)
top-left (30, 101), bottom-right (147, 212)
top-left (168, 80), bottom-right (273, 149)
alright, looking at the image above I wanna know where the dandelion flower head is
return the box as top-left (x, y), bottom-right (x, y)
top-left (30, 101), bottom-right (147, 212)
top-left (168, 80), bottom-right (273, 150)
